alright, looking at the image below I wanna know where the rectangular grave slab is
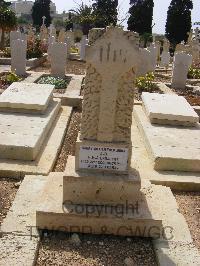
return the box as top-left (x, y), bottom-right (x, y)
top-left (142, 92), bottom-right (199, 126)
top-left (0, 82), bottom-right (54, 113)
top-left (0, 99), bottom-right (60, 161)
top-left (134, 105), bottom-right (200, 172)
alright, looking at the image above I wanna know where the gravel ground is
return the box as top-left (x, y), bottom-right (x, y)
top-left (134, 86), bottom-right (163, 101)
top-left (37, 233), bottom-right (157, 266)
top-left (53, 108), bottom-right (82, 172)
top-left (174, 191), bottom-right (200, 251)
top-left (0, 178), bottom-right (19, 224)
top-left (33, 60), bottom-right (86, 75)
top-left (171, 87), bottom-right (200, 106)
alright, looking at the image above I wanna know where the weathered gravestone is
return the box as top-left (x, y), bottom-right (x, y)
top-left (88, 28), bottom-right (106, 45)
top-left (10, 31), bottom-right (21, 47)
top-left (138, 48), bottom-right (152, 76)
top-left (160, 39), bottom-right (170, 67)
top-left (49, 24), bottom-right (57, 38)
top-left (147, 43), bottom-right (157, 72)
top-left (58, 29), bottom-right (66, 43)
top-left (47, 36), bottom-right (56, 58)
top-left (11, 39), bottom-right (27, 76)
top-left (171, 52), bottom-right (192, 89)
top-left (80, 35), bottom-right (88, 60)
top-left (78, 27), bottom-right (141, 173)
top-left (36, 28), bottom-right (173, 238)
top-left (51, 42), bottom-right (67, 77)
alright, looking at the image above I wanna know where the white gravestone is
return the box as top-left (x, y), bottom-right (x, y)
top-left (11, 39), bottom-right (26, 76)
top-left (160, 39), bottom-right (170, 67)
top-left (138, 48), bottom-right (152, 76)
top-left (47, 36), bottom-right (56, 58)
top-left (49, 24), bottom-right (56, 38)
top-left (80, 35), bottom-right (88, 60)
top-left (191, 40), bottom-right (200, 64)
top-left (58, 29), bottom-right (66, 43)
top-left (171, 52), bottom-right (192, 89)
top-left (51, 42), bottom-right (67, 78)
top-left (147, 43), bottom-right (157, 72)
top-left (160, 52), bottom-right (170, 67)
top-left (10, 31), bottom-right (21, 47)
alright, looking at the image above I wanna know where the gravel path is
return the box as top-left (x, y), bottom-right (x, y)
top-left (174, 191), bottom-right (200, 251)
top-left (0, 178), bottom-right (19, 224)
top-left (37, 233), bottom-right (157, 266)
top-left (33, 60), bottom-right (86, 75)
top-left (53, 108), bottom-right (81, 172)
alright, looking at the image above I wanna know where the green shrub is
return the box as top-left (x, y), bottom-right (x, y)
top-left (136, 72), bottom-right (157, 91)
top-left (2, 47), bottom-right (11, 58)
top-left (0, 71), bottom-right (21, 85)
top-left (27, 39), bottom-right (43, 59)
top-left (188, 67), bottom-right (200, 79)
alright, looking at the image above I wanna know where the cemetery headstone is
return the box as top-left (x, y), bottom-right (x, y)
top-left (147, 43), bottom-right (157, 72)
top-left (11, 39), bottom-right (26, 76)
top-left (77, 27), bottom-right (140, 173)
top-left (80, 35), bottom-right (88, 60)
top-left (51, 42), bottom-right (67, 78)
top-left (10, 31), bottom-right (21, 47)
top-left (160, 39), bottom-right (170, 67)
top-left (171, 52), bottom-right (192, 89)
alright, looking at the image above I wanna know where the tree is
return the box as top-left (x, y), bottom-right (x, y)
top-left (70, 3), bottom-right (95, 35)
top-left (127, 0), bottom-right (154, 35)
top-left (0, 0), bottom-right (17, 49)
top-left (92, 0), bottom-right (118, 28)
top-left (165, 0), bottom-right (193, 45)
top-left (32, 0), bottom-right (52, 29)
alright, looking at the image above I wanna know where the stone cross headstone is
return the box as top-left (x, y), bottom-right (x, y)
top-left (171, 52), bottom-right (192, 89)
top-left (42, 16), bottom-right (46, 26)
top-left (51, 42), bottom-right (67, 78)
top-left (80, 35), bottom-right (88, 60)
top-left (11, 39), bottom-right (27, 76)
top-left (77, 27), bottom-right (140, 173)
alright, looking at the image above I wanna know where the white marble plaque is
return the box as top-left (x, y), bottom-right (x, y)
top-left (79, 146), bottom-right (128, 171)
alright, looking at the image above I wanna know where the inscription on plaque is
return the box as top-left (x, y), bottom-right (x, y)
top-left (79, 146), bottom-right (129, 171)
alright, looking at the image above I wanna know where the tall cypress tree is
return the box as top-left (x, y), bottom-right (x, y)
top-left (92, 0), bottom-right (118, 28)
top-left (32, 0), bottom-right (52, 28)
top-left (127, 0), bottom-right (154, 35)
top-left (165, 0), bottom-right (193, 45)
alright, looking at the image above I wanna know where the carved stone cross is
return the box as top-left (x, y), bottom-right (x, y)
top-left (86, 27), bottom-right (140, 142)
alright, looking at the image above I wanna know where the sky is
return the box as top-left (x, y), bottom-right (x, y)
top-left (52, 0), bottom-right (200, 34)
